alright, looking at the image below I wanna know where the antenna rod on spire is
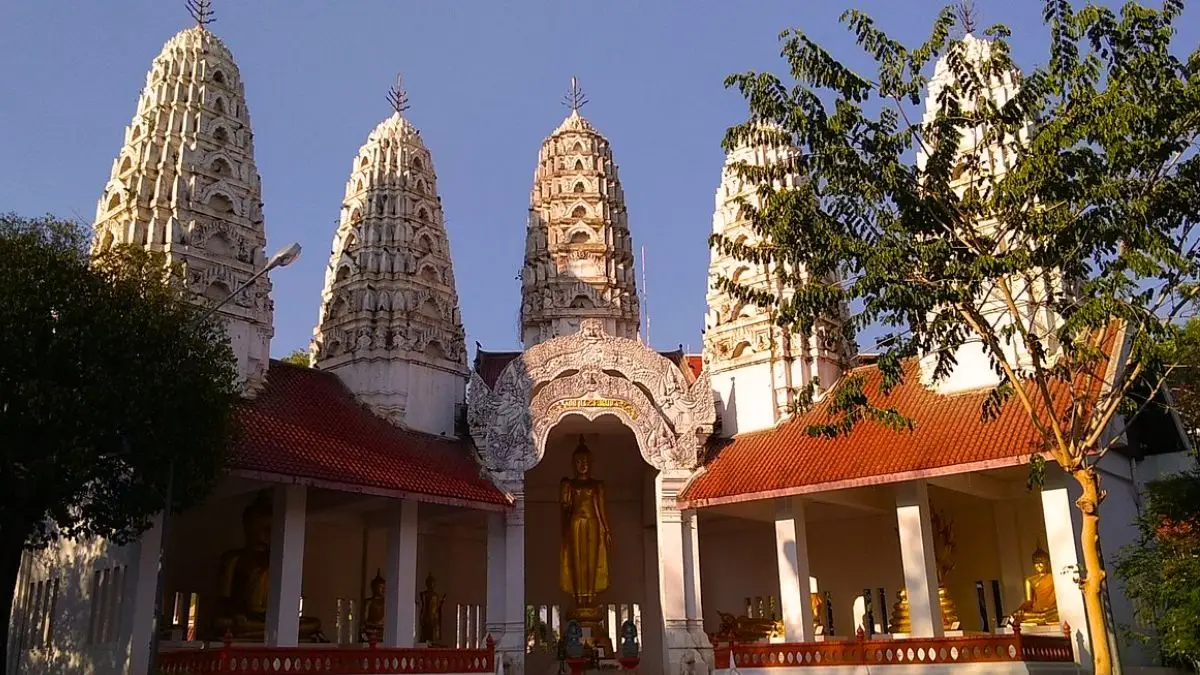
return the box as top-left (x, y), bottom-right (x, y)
top-left (185, 0), bottom-right (215, 27)
top-left (954, 0), bottom-right (977, 34)
top-left (562, 76), bottom-right (588, 112)
top-left (641, 246), bottom-right (651, 347)
top-left (387, 74), bottom-right (410, 114)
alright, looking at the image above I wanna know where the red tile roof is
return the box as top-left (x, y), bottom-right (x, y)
top-left (681, 326), bottom-right (1123, 507)
top-left (229, 361), bottom-right (508, 509)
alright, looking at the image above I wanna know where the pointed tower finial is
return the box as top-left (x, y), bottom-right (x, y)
top-left (185, 0), bottom-right (216, 27)
top-left (954, 0), bottom-right (978, 34)
top-left (387, 74), bottom-right (410, 114)
top-left (562, 76), bottom-right (588, 112)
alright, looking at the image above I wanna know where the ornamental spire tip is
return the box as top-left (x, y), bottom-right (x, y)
top-left (562, 75), bottom-right (588, 113)
top-left (387, 73), bottom-right (410, 114)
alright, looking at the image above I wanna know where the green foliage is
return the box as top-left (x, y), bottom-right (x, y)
top-left (0, 213), bottom-right (240, 550)
top-left (716, 1), bottom-right (1200, 468)
top-left (281, 349), bottom-right (311, 367)
top-left (1115, 470), bottom-right (1200, 671)
top-left (1164, 317), bottom-right (1200, 451)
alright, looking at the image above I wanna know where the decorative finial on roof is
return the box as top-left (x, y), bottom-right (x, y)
top-left (562, 76), bottom-right (588, 113)
top-left (954, 0), bottom-right (978, 35)
top-left (185, 0), bottom-right (216, 28)
top-left (387, 74), bottom-right (410, 114)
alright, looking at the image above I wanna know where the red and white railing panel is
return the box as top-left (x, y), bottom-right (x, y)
top-left (158, 635), bottom-right (496, 674)
top-left (714, 625), bottom-right (1073, 669)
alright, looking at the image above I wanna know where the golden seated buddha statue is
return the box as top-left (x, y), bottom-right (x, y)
top-left (1009, 547), bottom-right (1059, 627)
top-left (211, 491), bottom-right (325, 642)
top-left (888, 586), bottom-right (959, 633)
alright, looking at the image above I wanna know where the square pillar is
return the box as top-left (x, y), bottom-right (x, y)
top-left (894, 481), bottom-right (943, 638)
top-left (775, 497), bottom-right (815, 642)
top-left (656, 470), bottom-right (711, 675)
top-left (681, 508), bottom-right (705, 636)
top-left (384, 499), bottom-right (419, 647)
top-left (126, 515), bottom-right (164, 675)
top-left (266, 484), bottom-right (307, 647)
top-left (498, 478), bottom-right (525, 675)
top-left (1041, 480), bottom-right (1091, 665)
top-left (485, 511), bottom-right (506, 645)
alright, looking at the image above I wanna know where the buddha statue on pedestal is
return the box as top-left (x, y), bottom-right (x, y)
top-left (361, 570), bottom-right (386, 643)
top-left (212, 491), bottom-right (324, 642)
top-left (1009, 546), bottom-right (1059, 626)
top-left (560, 437), bottom-right (613, 651)
top-left (888, 586), bottom-right (959, 633)
top-left (417, 573), bottom-right (445, 645)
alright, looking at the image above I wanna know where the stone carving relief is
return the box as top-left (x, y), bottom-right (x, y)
top-left (469, 319), bottom-right (715, 473)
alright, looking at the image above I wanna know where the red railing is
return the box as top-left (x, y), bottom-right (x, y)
top-left (158, 636), bottom-right (496, 674)
top-left (713, 626), bottom-right (1073, 669)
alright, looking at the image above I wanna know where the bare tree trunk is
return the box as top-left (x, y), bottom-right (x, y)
top-left (1073, 466), bottom-right (1113, 675)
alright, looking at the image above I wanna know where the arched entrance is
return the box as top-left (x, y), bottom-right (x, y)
top-left (469, 320), bottom-right (717, 675)
top-left (523, 415), bottom-right (657, 675)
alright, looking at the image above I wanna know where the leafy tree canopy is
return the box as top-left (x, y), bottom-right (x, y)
top-left (281, 349), bottom-right (311, 367)
top-left (0, 212), bottom-right (239, 549)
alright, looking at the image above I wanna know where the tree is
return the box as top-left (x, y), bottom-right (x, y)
top-left (281, 348), bottom-right (311, 367)
top-left (1114, 470), bottom-right (1200, 671)
top-left (0, 214), bottom-right (239, 665)
top-left (716, 3), bottom-right (1200, 673)
top-left (1165, 318), bottom-right (1200, 448)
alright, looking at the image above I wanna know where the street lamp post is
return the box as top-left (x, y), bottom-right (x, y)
top-left (144, 242), bottom-right (301, 675)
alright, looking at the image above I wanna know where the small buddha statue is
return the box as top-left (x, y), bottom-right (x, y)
top-left (888, 586), bottom-right (959, 633)
top-left (1010, 546), bottom-right (1059, 626)
top-left (212, 491), bottom-right (325, 642)
top-left (361, 570), bottom-right (386, 643)
top-left (810, 592), bottom-right (825, 633)
top-left (417, 573), bottom-right (445, 645)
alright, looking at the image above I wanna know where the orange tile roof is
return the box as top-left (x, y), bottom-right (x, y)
top-left (681, 325), bottom-right (1124, 507)
top-left (229, 361), bottom-right (508, 509)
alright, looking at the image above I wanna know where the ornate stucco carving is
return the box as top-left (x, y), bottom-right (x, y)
top-left (519, 89), bottom-right (640, 348)
top-left (310, 88), bottom-right (468, 434)
top-left (91, 24), bottom-right (273, 393)
top-left (469, 319), bottom-right (715, 473)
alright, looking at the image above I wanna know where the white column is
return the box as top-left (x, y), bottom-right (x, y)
top-left (894, 481), bottom-right (943, 638)
top-left (775, 497), bottom-right (815, 642)
top-left (681, 508), bottom-right (705, 637)
top-left (1041, 480), bottom-right (1091, 665)
top-left (266, 484), bottom-right (307, 647)
top-left (126, 516), bottom-right (164, 675)
top-left (657, 470), bottom-right (709, 675)
top-left (499, 478), bottom-right (526, 675)
top-left (485, 511), bottom-right (507, 645)
top-left (384, 499), bottom-right (419, 647)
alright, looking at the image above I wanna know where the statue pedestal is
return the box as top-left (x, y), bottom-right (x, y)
top-left (568, 605), bottom-right (613, 657)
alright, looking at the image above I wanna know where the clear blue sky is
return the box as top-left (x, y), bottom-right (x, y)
top-left (3, 1), bottom-right (1194, 358)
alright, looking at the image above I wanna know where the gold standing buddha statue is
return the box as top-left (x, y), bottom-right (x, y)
top-left (417, 573), bottom-right (445, 645)
top-left (212, 491), bottom-right (324, 642)
top-left (361, 570), bottom-right (386, 643)
top-left (1009, 546), bottom-right (1059, 626)
top-left (560, 437), bottom-right (614, 651)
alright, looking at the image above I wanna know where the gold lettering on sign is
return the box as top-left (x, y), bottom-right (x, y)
top-left (549, 398), bottom-right (639, 420)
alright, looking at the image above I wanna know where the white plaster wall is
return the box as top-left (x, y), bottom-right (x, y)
top-left (9, 535), bottom-right (146, 675)
top-left (712, 363), bottom-right (777, 437)
top-left (405, 362), bottom-right (466, 438)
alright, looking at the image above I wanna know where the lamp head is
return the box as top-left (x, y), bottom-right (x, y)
top-left (268, 242), bottom-right (302, 270)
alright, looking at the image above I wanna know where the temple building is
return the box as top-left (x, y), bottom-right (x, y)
top-left (7, 12), bottom-right (1196, 675)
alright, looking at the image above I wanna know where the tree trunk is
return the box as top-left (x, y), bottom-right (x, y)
top-left (0, 534), bottom-right (28, 673)
top-left (1073, 466), bottom-right (1113, 675)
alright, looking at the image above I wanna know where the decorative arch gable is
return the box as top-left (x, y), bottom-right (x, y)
top-left (468, 319), bottom-right (715, 474)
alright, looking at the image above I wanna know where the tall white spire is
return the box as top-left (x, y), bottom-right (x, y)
top-left (520, 79), bottom-right (639, 347)
top-left (92, 21), bottom-right (273, 393)
top-left (703, 131), bottom-right (849, 436)
top-left (311, 79), bottom-right (467, 436)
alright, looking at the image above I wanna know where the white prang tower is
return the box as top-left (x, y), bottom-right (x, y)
top-left (92, 6), bottom-right (273, 392)
top-left (520, 78), bottom-right (640, 346)
top-left (703, 132), bottom-right (848, 436)
top-left (310, 78), bottom-right (468, 437)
